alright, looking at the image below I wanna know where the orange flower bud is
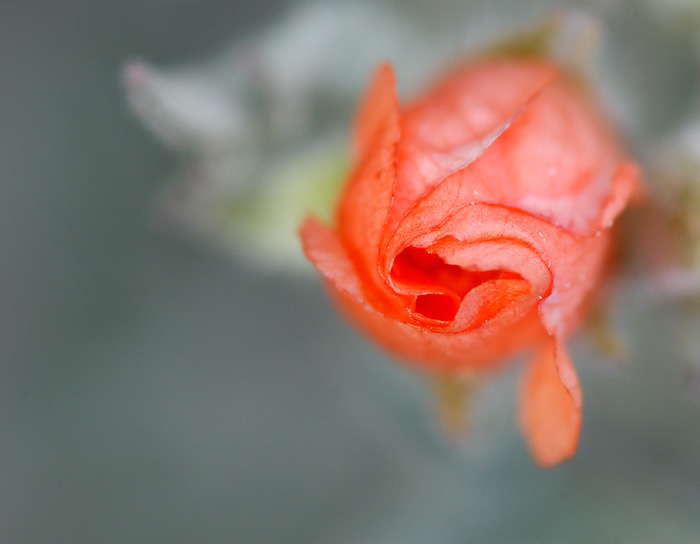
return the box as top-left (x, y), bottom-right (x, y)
top-left (301, 57), bottom-right (640, 466)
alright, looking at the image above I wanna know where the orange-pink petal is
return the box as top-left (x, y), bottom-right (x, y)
top-left (520, 337), bottom-right (582, 467)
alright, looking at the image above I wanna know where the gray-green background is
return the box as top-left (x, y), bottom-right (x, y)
top-left (4, 1), bottom-right (700, 543)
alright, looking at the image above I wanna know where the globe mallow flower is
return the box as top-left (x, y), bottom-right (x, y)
top-left (300, 55), bottom-right (641, 466)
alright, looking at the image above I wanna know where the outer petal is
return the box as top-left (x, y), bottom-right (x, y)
top-left (520, 337), bottom-right (582, 467)
top-left (388, 59), bottom-right (558, 232)
top-left (336, 64), bottom-right (403, 315)
top-left (471, 79), bottom-right (622, 236)
top-left (385, 58), bottom-right (637, 239)
top-left (301, 217), bottom-right (365, 304)
top-left (352, 63), bottom-right (400, 162)
top-left (333, 285), bottom-right (545, 373)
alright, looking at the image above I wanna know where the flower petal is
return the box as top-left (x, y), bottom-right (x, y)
top-left (385, 59), bottom-right (632, 239)
top-left (326, 64), bottom-right (409, 315)
top-left (324, 276), bottom-right (546, 373)
top-left (352, 63), bottom-right (400, 162)
top-left (453, 277), bottom-right (531, 331)
top-left (386, 199), bottom-right (611, 337)
top-left (301, 216), bottom-right (365, 304)
top-left (304, 211), bottom-right (546, 370)
top-left (388, 59), bottom-right (558, 231)
top-left (520, 337), bottom-right (582, 467)
top-left (338, 63), bottom-right (400, 274)
top-left (302, 216), bottom-right (538, 371)
top-left (466, 79), bottom-right (626, 236)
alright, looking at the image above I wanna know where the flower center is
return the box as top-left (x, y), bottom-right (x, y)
top-left (413, 293), bottom-right (461, 322)
top-left (391, 246), bottom-right (524, 325)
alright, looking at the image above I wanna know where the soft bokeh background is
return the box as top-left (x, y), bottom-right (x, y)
top-left (4, 1), bottom-right (700, 543)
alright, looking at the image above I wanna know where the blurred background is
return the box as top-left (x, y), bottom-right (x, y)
top-left (3, 1), bottom-right (700, 543)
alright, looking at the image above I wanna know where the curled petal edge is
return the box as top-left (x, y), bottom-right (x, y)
top-left (301, 215), bottom-right (546, 371)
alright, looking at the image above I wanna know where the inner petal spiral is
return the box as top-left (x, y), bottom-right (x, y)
top-left (391, 246), bottom-right (526, 325)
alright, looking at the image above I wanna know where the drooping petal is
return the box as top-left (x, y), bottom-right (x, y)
top-left (520, 337), bottom-right (582, 467)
